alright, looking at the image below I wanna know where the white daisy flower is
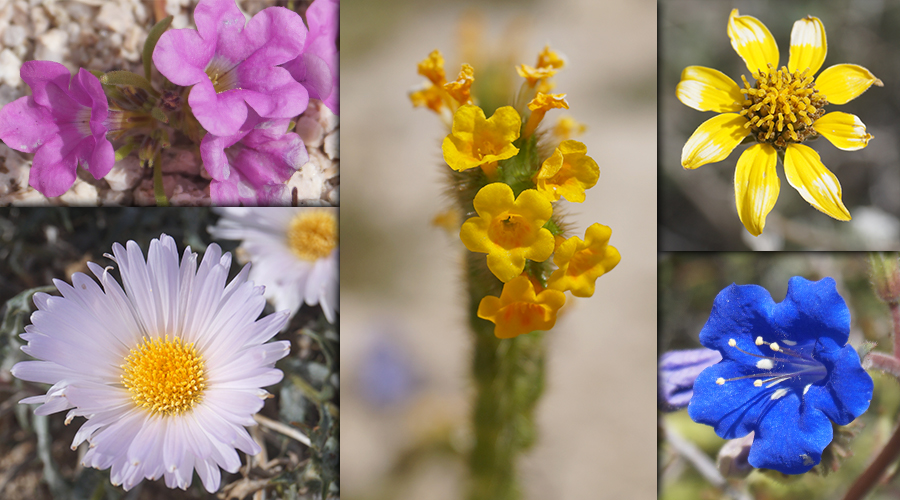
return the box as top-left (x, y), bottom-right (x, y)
top-left (208, 207), bottom-right (339, 323)
top-left (10, 234), bottom-right (291, 492)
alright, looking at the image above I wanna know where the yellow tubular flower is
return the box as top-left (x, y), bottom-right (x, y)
top-left (460, 184), bottom-right (555, 282)
top-left (677, 9), bottom-right (881, 235)
top-left (410, 85), bottom-right (447, 113)
top-left (516, 64), bottom-right (558, 86)
top-left (534, 140), bottom-right (599, 203)
top-left (548, 223), bottom-right (620, 298)
top-left (444, 64), bottom-right (475, 105)
top-left (442, 105), bottom-right (521, 173)
top-left (477, 275), bottom-right (566, 339)
top-left (536, 45), bottom-right (566, 70)
top-left (553, 116), bottom-right (587, 141)
top-left (524, 93), bottom-right (569, 137)
top-left (418, 50), bottom-right (446, 86)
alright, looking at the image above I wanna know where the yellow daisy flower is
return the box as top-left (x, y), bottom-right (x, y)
top-left (677, 9), bottom-right (882, 236)
top-left (548, 223), bottom-right (620, 297)
top-left (534, 140), bottom-right (599, 203)
top-left (441, 105), bottom-right (521, 174)
top-left (460, 183), bottom-right (555, 282)
top-left (477, 275), bottom-right (566, 339)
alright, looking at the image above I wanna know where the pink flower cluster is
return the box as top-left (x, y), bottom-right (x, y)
top-left (0, 0), bottom-right (338, 204)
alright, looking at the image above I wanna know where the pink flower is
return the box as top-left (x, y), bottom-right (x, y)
top-left (0, 61), bottom-right (113, 197)
top-left (200, 111), bottom-right (308, 206)
top-left (284, 0), bottom-right (339, 114)
top-left (152, 0), bottom-right (310, 137)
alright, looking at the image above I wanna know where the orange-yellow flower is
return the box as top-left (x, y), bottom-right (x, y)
top-left (411, 50), bottom-right (450, 113)
top-left (477, 275), bottom-right (566, 339)
top-left (418, 50), bottom-right (446, 86)
top-left (460, 183), bottom-right (555, 282)
top-left (516, 64), bottom-right (557, 86)
top-left (534, 140), bottom-right (599, 203)
top-left (444, 64), bottom-right (474, 105)
top-left (410, 85), bottom-right (446, 114)
top-left (677, 10), bottom-right (881, 236)
top-left (553, 116), bottom-right (587, 141)
top-left (442, 105), bottom-right (521, 173)
top-left (523, 93), bottom-right (569, 137)
top-left (536, 45), bottom-right (566, 70)
top-left (548, 223), bottom-right (620, 297)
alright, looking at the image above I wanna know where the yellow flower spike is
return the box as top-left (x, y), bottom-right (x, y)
top-left (523, 93), bottom-right (569, 137)
top-left (442, 105), bottom-right (521, 174)
top-left (460, 183), bottom-right (555, 283)
top-left (548, 223), bottom-right (621, 298)
top-left (678, 10), bottom-right (880, 234)
top-left (534, 140), bottom-right (599, 203)
top-left (444, 64), bottom-right (475, 105)
top-left (516, 64), bottom-right (558, 86)
top-left (477, 275), bottom-right (566, 339)
top-left (418, 49), bottom-right (446, 86)
top-left (536, 45), bottom-right (566, 70)
top-left (553, 116), bottom-right (587, 141)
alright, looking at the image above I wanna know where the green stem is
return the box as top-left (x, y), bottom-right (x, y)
top-left (152, 153), bottom-right (169, 206)
top-left (466, 252), bottom-right (545, 500)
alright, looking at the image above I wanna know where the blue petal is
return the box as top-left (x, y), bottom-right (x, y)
top-left (748, 391), bottom-right (833, 474)
top-left (771, 277), bottom-right (849, 346)
top-left (698, 283), bottom-right (776, 365)
top-left (689, 360), bottom-right (777, 439)
top-left (806, 342), bottom-right (873, 425)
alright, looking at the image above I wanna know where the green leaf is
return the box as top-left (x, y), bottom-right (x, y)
top-left (143, 15), bottom-right (173, 80)
top-left (100, 71), bottom-right (159, 97)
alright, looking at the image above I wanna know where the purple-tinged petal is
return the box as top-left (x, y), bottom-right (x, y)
top-left (75, 68), bottom-right (109, 121)
top-left (29, 134), bottom-right (79, 197)
top-left (238, 73), bottom-right (309, 121)
top-left (658, 348), bottom-right (722, 411)
top-left (20, 60), bottom-right (71, 109)
top-left (284, 0), bottom-right (338, 113)
top-left (0, 96), bottom-right (58, 153)
top-left (238, 7), bottom-right (307, 67)
top-left (87, 137), bottom-right (115, 179)
top-left (193, 0), bottom-right (246, 49)
top-left (153, 28), bottom-right (215, 87)
top-left (189, 82), bottom-right (248, 137)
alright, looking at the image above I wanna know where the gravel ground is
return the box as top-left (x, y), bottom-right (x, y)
top-left (0, 0), bottom-right (338, 206)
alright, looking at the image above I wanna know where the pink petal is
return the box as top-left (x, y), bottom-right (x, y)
top-left (152, 28), bottom-right (215, 87)
top-left (20, 60), bottom-right (71, 109)
top-left (0, 96), bottom-right (57, 153)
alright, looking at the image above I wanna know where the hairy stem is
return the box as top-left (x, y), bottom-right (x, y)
top-left (843, 419), bottom-right (900, 500)
top-left (891, 302), bottom-right (900, 360)
top-left (466, 251), bottom-right (545, 500)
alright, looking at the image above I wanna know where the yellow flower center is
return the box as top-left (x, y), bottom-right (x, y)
top-left (488, 213), bottom-right (532, 248)
top-left (502, 302), bottom-right (545, 326)
top-left (205, 57), bottom-right (239, 94)
top-left (567, 247), bottom-right (598, 277)
top-left (288, 211), bottom-right (338, 261)
top-left (121, 336), bottom-right (206, 416)
top-left (739, 63), bottom-right (827, 148)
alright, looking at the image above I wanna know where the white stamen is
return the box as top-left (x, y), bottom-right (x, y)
top-left (754, 380), bottom-right (763, 387)
top-left (716, 377), bottom-right (725, 385)
top-left (756, 359), bottom-right (774, 370)
top-left (771, 388), bottom-right (788, 400)
top-left (728, 338), bottom-right (737, 347)
top-left (804, 384), bottom-right (811, 394)
top-left (782, 340), bottom-right (797, 346)
top-left (756, 336), bottom-right (764, 345)
top-left (769, 342), bottom-right (781, 352)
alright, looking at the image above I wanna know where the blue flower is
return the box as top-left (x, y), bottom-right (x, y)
top-left (688, 276), bottom-right (873, 474)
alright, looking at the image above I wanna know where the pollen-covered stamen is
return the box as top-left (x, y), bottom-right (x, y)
top-left (121, 335), bottom-right (206, 416)
top-left (738, 63), bottom-right (827, 149)
top-left (288, 210), bottom-right (338, 261)
top-left (205, 56), bottom-right (240, 94)
top-left (716, 336), bottom-right (828, 392)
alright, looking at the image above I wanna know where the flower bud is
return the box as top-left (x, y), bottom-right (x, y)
top-left (717, 432), bottom-right (754, 479)
top-left (870, 253), bottom-right (900, 304)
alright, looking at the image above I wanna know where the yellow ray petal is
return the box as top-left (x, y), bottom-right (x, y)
top-left (788, 15), bottom-right (827, 75)
top-left (813, 111), bottom-right (873, 151)
top-left (783, 143), bottom-right (851, 221)
top-left (676, 66), bottom-right (745, 112)
top-left (728, 9), bottom-right (779, 75)
top-left (681, 113), bottom-right (749, 170)
top-left (815, 64), bottom-right (883, 105)
top-left (734, 143), bottom-right (780, 236)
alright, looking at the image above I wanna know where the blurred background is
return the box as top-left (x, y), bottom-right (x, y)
top-left (0, 208), bottom-right (336, 499)
top-left (341, 0), bottom-right (657, 498)
top-left (658, 253), bottom-right (900, 499)
top-left (660, 0), bottom-right (900, 250)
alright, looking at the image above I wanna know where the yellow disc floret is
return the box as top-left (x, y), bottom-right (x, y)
top-left (288, 210), bottom-right (338, 261)
top-left (121, 335), bottom-right (206, 416)
top-left (740, 63), bottom-right (827, 148)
